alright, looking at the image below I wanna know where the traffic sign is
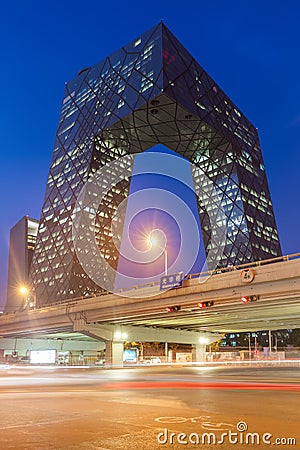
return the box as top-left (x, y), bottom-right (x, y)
top-left (160, 272), bottom-right (184, 290)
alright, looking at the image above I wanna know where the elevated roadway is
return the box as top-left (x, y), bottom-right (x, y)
top-left (0, 254), bottom-right (300, 339)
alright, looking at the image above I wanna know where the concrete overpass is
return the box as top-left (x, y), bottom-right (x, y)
top-left (0, 253), bottom-right (300, 364)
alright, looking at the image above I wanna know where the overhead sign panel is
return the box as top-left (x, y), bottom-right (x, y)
top-left (160, 272), bottom-right (184, 290)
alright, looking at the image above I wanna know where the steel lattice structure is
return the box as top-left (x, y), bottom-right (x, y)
top-left (30, 23), bottom-right (281, 306)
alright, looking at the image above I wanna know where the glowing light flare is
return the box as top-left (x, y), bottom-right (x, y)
top-left (19, 286), bottom-right (29, 296)
top-left (125, 209), bottom-right (172, 258)
top-left (115, 206), bottom-right (179, 280)
top-left (146, 228), bottom-right (166, 251)
top-left (147, 232), bottom-right (157, 248)
top-left (114, 331), bottom-right (128, 340)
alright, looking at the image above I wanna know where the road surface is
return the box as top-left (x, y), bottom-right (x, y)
top-left (0, 364), bottom-right (299, 449)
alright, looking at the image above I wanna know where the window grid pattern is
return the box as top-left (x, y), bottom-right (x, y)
top-left (30, 23), bottom-right (281, 306)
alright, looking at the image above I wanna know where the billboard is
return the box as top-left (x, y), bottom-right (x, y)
top-left (30, 350), bottom-right (56, 364)
top-left (123, 349), bottom-right (138, 363)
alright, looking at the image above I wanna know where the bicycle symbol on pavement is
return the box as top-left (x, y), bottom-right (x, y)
top-left (155, 416), bottom-right (234, 431)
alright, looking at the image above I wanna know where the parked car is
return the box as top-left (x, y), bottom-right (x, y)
top-left (140, 356), bottom-right (161, 365)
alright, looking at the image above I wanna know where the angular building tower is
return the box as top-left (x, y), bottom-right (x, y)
top-left (6, 216), bottom-right (39, 312)
top-left (30, 23), bottom-right (281, 306)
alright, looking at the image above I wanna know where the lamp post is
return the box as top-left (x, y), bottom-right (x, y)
top-left (164, 248), bottom-right (168, 276)
top-left (19, 285), bottom-right (36, 310)
top-left (248, 333), bottom-right (252, 361)
top-left (19, 285), bottom-right (29, 311)
top-left (147, 232), bottom-right (168, 275)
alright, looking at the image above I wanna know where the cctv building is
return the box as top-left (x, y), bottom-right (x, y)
top-left (30, 23), bottom-right (281, 306)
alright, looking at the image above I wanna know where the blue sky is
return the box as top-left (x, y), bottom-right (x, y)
top-left (114, 147), bottom-right (207, 290)
top-left (1, 0), bottom-right (300, 308)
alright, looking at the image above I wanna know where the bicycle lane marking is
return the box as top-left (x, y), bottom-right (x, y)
top-left (155, 416), bottom-right (235, 430)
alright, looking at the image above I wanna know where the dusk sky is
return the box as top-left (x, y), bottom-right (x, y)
top-left (1, 0), bottom-right (300, 309)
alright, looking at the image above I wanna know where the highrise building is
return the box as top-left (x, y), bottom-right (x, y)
top-left (6, 216), bottom-right (38, 312)
top-left (30, 23), bottom-right (281, 306)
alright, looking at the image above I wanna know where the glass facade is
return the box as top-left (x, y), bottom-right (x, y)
top-left (30, 23), bottom-right (281, 306)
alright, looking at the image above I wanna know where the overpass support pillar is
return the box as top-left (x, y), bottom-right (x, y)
top-left (192, 344), bottom-right (206, 362)
top-left (105, 341), bottom-right (124, 367)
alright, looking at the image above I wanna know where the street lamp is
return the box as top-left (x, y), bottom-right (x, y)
top-left (18, 285), bottom-right (36, 310)
top-left (248, 333), bottom-right (252, 361)
top-left (163, 247), bottom-right (168, 276)
top-left (114, 331), bottom-right (128, 340)
top-left (198, 336), bottom-right (209, 345)
top-left (147, 231), bottom-right (168, 275)
top-left (19, 285), bottom-right (29, 296)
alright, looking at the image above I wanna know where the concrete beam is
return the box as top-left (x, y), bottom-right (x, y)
top-left (80, 323), bottom-right (221, 345)
top-left (0, 337), bottom-right (105, 356)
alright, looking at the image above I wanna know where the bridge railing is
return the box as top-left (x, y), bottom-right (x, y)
top-left (186, 251), bottom-right (300, 280)
top-left (110, 251), bottom-right (300, 292)
top-left (45, 251), bottom-right (300, 307)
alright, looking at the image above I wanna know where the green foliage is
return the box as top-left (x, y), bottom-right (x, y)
top-left (210, 337), bottom-right (224, 351)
